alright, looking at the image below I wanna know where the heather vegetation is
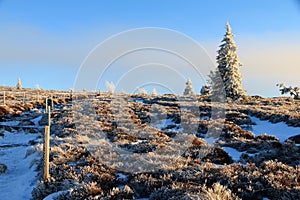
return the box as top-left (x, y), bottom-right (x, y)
top-left (0, 24), bottom-right (299, 200)
top-left (15, 92), bottom-right (297, 200)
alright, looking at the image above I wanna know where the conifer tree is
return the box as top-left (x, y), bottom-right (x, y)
top-left (16, 78), bottom-right (22, 90)
top-left (214, 22), bottom-right (246, 100)
top-left (183, 78), bottom-right (195, 96)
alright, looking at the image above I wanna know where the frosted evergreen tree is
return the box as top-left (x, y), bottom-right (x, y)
top-left (215, 22), bottom-right (246, 100)
top-left (16, 78), bottom-right (22, 90)
top-left (183, 78), bottom-right (195, 96)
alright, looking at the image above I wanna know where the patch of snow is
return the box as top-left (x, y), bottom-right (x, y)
top-left (68, 162), bottom-right (77, 167)
top-left (131, 139), bottom-right (147, 145)
top-left (0, 145), bottom-right (40, 200)
top-left (0, 121), bottom-right (20, 126)
top-left (200, 115), bottom-right (210, 120)
top-left (0, 127), bottom-right (41, 200)
top-left (247, 152), bottom-right (259, 157)
top-left (134, 98), bottom-right (145, 103)
top-left (151, 118), bottom-right (174, 130)
top-left (31, 115), bottom-right (43, 127)
top-left (116, 173), bottom-right (128, 182)
top-left (249, 117), bottom-right (300, 142)
top-left (175, 127), bottom-right (183, 132)
top-left (223, 147), bottom-right (244, 162)
top-left (204, 137), bottom-right (218, 146)
top-left (0, 131), bottom-right (38, 146)
top-left (43, 190), bottom-right (68, 200)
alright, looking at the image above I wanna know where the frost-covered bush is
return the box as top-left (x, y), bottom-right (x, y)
top-left (105, 81), bottom-right (115, 93)
top-left (202, 182), bottom-right (240, 200)
top-left (137, 87), bottom-right (147, 95)
top-left (277, 83), bottom-right (300, 99)
top-left (200, 85), bottom-right (211, 96)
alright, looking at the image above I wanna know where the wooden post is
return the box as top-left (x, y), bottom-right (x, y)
top-left (23, 92), bottom-right (26, 103)
top-left (47, 106), bottom-right (51, 126)
top-left (37, 92), bottom-right (40, 102)
top-left (51, 97), bottom-right (54, 108)
top-left (44, 126), bottom-right (50, 182)
top-left (3, 91), bottom-right (5, 106)
top-left (45, 98), bottom-right (48, 113)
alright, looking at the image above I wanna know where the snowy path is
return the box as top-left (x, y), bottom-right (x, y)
top-left (0, 113), bottom-right (43, 200)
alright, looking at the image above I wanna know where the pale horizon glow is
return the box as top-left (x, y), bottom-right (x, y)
top-left (0, 0), bottom-right (300, 97)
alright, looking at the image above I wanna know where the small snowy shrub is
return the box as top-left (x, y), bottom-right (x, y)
top-left (277, 83), bottom-right (300, 99)
top-left (105, 81), bottom-right (115, 93)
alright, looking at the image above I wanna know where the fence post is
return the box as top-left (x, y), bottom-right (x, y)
top-left (45, 98), bottom-right (48, 113)
top-left (44, 125), bottom-right (50, 182)
top-left (23, 92), bottom-right (26, 104)
top-left (3, 91), bottom-right (5, 106)
top-left (51, 97), bottom-right (54, 108)
top-left (48, 106), bottom-right (51, 126)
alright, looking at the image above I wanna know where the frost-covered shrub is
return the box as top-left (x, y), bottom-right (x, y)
top-left (277, 83), bottom-right (300, 99)
top-left (202, 182), bottom-right (240, 200)
top-left (200, 85), bottom-right (211, 96)
top-left (105, 81), bottom-right (115, 93)
top-left (137, 87), bottom-right (147, 95)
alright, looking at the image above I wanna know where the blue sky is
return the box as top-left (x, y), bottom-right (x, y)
top-left (0, 0), bottom-right (300, 96)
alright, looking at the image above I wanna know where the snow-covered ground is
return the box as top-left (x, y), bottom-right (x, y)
top-left (223, 116), bottom-right (300, 163)
top-left (0, 112), bottom-right (43, 200)
top-left (222, 147), bottom-right (244, 162)
top-left (151, 118), bottom-right (174, 130)
top-left (249, 117), bottom-right (300, 142)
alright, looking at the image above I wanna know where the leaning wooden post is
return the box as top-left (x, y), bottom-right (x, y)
top-left (44, 125), bottom-right (50, 182)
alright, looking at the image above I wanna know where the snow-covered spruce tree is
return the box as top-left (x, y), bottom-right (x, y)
top-left (183, 78), bottom-right (195, 96)
top-left (16, 78), bottom-right (22, 90)
top-left (214, 22), bottom-right (246, 100)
